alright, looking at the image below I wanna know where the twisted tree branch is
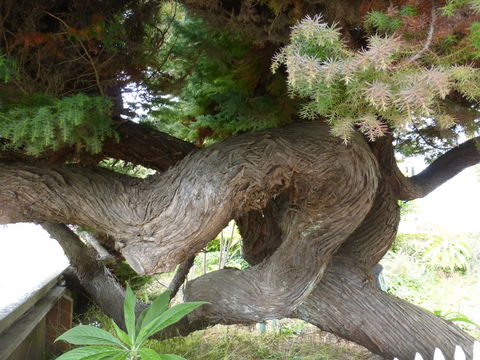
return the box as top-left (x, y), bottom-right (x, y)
top-left (167, 256), bottom-right (196, 300)
top-left (396, 136), bottom-right (480, 200)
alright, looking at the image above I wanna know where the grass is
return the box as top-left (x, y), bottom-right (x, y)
top-left (145, 323), bottom-right (374, 360)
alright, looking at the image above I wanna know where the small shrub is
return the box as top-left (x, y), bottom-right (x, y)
top-left (55, 287), bottom-right (207, 360)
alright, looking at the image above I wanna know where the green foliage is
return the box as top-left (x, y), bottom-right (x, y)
top-left (198, 222), bottom-right (249, 272)
top-left (55, 287), bottom-right (207, 360)
top-left (399, 6), bottom-right (419, 16)
top-left (100, 159), bottom-right (156, 179)
top-left (471, 0), bottom-right (480, 13)
top-left (0, 54), bottom-right (16, 82)
top-left (433, 310), bottom-right (480, 327)
top-left (442, 0), bottom-right (467, 16)
top-left (382, 251), bottom-right (431, 303)
top-left (0, 93), bottom-right (115, 155)
top-left (141, 17), bottom-right (296, 143)
top-left (383, 231), bottom-right (480, 336)
top-left (391, 232), bottom-right (474, 273)
top-left (391, 232), bottom-right (429, 256)
top-left (394, 124), bottom-right (462, 162)
top-left (365, 11), bottom-right (401, 33)
top-left (272, 15), bottom-right (480, 143)
top-left (441, 0), bottom-right (480, 16)
top-left (422, 233), bottom-right (473, 273)
top-left (111, 262), bottom-right (152, 291)
top-left (398, 200), bottom-right (416, 218)
top-left (364, 6), bottom-right (418, 34)
top-left (196, 246), bottom-right (249, 273)
top-left (469, 22), bottom-right (480, 57)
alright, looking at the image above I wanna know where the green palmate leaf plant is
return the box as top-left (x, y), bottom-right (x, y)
top-left (55, 287), bottom-right (207, 360)
top-left (272, 15), bottom-right (480, 143)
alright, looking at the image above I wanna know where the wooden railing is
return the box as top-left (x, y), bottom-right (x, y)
top-left (0, 267), bottom-right (71, 360)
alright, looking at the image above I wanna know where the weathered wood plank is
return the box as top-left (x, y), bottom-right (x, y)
top-left (0, 271), bottom-right (65, 334)
top-left (0, 286), bottom-right (65, 360)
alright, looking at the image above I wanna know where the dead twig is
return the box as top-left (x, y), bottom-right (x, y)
top-left (45, 11), bottom-right (105, 96)
top-left (406, 0), bottom-right (437, 64)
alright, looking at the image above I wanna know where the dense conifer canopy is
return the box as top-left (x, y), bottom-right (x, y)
top-left (1, 0), bottom-right (479, 163)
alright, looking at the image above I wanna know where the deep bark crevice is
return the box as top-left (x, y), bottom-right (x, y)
top-left (236, 193), bottom-right (288, 266)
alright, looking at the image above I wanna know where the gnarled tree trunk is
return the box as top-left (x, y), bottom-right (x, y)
top-left (2, 121), bottom-right (479, 360)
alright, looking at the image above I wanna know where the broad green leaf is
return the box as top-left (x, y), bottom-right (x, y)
top-left (54, 346), bottom-right (125, 360)
top-left (138, 348), bottom-right (162, 360)
top-left (111, 320), bottom-right (132, 347)
top-left (124, 286), bottom-right (137, 343)
top-left (135, 302), bottom-right (207, 346)
top-left (136, 307), bottom-right (149, 334)
top-left (138, 290), bottom-right (171, 331)
top-left (55, 325), bottom-right (126, 348)
top-left (104, 353), bottom-right (129, 360)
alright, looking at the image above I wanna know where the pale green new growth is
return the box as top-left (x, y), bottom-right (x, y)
top-left (272, 15), bottom-right (480, 142)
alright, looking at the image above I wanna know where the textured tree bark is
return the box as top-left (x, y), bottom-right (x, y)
top-left (223, 135), bottom-right (477, 359)
top-left (295, 261), bottom-right (477, 360)
top-left (2, 121), bottom-right (479, 358)
top-left (180, 174), bottom-right (478, 359)
top-left (293, 168), bottom-right (477, 359)
top-left (167, 256), bottom-right (196, 299)
top-left (313, 186), bottom-right (474, 358)
top-left (182, 124), bottom-right (378, 321)
top-left (180, 133), bottom-right (478, 357)
top-left (40, 222), bottom-right (130, 328)
top-left (40, 222), bottom-right (215, 336)
top-left (4, 0), bottom-right (479, 351)
top-left (0, 122), bottom-right (377, 275)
